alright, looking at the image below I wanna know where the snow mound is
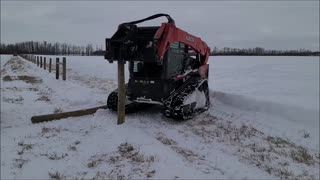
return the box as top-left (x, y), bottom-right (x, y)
top-left (210, 91), bottom-right (319, 127)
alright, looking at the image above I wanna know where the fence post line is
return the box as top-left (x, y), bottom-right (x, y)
top-left (49, 58), bottom-right (52, 72)
top-left (56, 58), bottom-right (60, 80)
top-left (62, 57), bottom-right (66, 81)
top-left (44, 57), bottom-right (46, 70)
top-left (40, 56), bottom-right (43, 68)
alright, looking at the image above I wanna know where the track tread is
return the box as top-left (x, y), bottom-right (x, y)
top-left (162, 77), bottom-right (210, 120)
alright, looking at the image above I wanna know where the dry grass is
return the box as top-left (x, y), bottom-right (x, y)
top-left (41, 126), bottom-right (61, 134)
top-left (36, 95), bottom-right (51, 102)
top-left (0, 69), bottom-right (7, 76)
top-left (146, 170), bottom-right (156, 178)
top-left (40, 126), bottom-right (68, 138)
top-left (2, 75), bottom-right (13, 81)
top-left (187, 114), bottom-right (318, 179)
top-left (3, 96), bottom-right (24, 104)
top-left (17, 140), bottom-right (33, 155)
top-left (2, 75), bottom-right (42, 84)
top-left (9, 58), bottom-right (26, 72)
top-left (2, 57), bottom-right (26, 74)
top-left (156, 134), bottom-right (177, 145)
top-left (40, 152), bottom-right (68, 160)
top-left (48, 171), bottom-right (65, 180)
top-left (14, 157), bottom-right (28, 169)
top-left (53, 108), bottom-right (63, 114)
top-left (172, 146), bottom-right (198, 160)
top-left (155, 133), bottom-right (226, 175)
top-left (17, 75), bottom-right (42, 83)
top-left (87, 142), bottom-right (157, 179)
top-left (117, 142), bottom-right (157, 163)
top-left (14, 140), bottom-right (30, 168)
top-left (303, 131), bottom-right (310, 138)
top-left (68, 145), bottom-right (77, 151)
top-left (290, 147), bottom-right (315, 165)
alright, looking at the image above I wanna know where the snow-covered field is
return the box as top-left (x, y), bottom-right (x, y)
top-left (1, 54), bottom-right (319, 179)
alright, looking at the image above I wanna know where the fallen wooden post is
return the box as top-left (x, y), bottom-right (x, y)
top-left (31, 105), bottom-right (108, 123)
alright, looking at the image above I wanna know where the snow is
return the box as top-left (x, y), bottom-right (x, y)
top-left (210, 56), bottom-right (319, 111)
top-left (1, 55), bottom-right (319, 179)
top-left (183, 86), bottom-right (207, 109)
top-left (209, 56), bottom-right (319, 151)
top-left (0, 55), bottom-right (12, 67)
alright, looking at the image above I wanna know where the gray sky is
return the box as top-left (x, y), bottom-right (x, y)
top-left (1, 1), bottom-right (319, 50)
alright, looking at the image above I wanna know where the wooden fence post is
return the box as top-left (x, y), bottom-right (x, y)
top-left (117, 62), bottom-right (125, 124)
top-left (40, 56), bottom-right (43, 68)
top-left (62, 57), bottom-right (66, 80)
top-left (37, 56), bottom-right (39, 66)
top-left (56, 58), bottom-right (59, 80)
top-left (44, 57), bottom-right (46, 70)
top-left (49, 58), bottom-right (52, 72)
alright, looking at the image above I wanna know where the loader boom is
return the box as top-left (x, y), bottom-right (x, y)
top-left (105, 14), bottom-right (210, 64)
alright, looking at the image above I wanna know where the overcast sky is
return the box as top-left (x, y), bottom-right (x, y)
top-left (1, 1), bottom-right (319, 50)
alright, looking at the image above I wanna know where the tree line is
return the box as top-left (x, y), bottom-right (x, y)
top-left (211, 47), bottom-right (320, 56)
top-left (1, 41), bottom-right (318, 56)
top-left (0, 41), bottom-right (104, 56)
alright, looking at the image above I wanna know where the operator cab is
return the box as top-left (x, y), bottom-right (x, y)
top-left (127, 36), bottom-right (200, 103)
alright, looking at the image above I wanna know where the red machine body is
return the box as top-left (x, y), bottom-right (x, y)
top-left (154, 22), bottom-right (211, 65)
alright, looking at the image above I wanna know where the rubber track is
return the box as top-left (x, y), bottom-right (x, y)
top-left (162, 77), bottom-right (210, 120)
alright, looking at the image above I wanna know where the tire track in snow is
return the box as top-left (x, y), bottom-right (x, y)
top-left (125, 110), bottom-right (272, 179)
top-left (183, 113), bottom-right (319, 179)
top-left (155, 132), bottom-right (225, 176)
top-left (67, 70), bottom-right (116, 95)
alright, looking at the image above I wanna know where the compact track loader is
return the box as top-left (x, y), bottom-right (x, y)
top-left (105, 14), bottom-right (211, 120)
